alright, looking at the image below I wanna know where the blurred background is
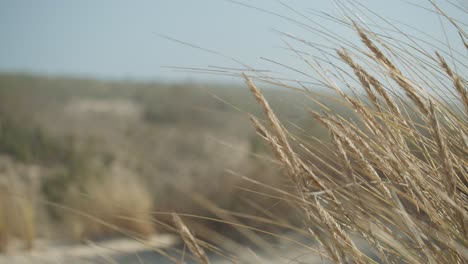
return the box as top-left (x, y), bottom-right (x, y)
top-left (0, 0), bottom-right (465, 263)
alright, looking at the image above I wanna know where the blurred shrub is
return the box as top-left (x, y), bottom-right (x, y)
top-left (0, 115), bottom-right (72, 165)
top-left (40, 143), bottom-right (96, 219)
top-left (64, 172), bottom-right (154, 241)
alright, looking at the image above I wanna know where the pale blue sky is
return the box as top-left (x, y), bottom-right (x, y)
top-left (0, 0), bottom-right (465, 82)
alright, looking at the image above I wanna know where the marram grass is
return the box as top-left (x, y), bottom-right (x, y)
top-left (179, 2), bottom-right (467, 264)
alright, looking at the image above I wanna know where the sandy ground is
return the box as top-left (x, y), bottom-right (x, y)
top-left (0, 234), bottom-right (178, 264)
top-left (0, 233), bottom-right (377, 263)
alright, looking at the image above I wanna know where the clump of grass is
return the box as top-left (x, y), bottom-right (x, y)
top-left (64, 171), bottom-right (154, 241)
top-left (243, 12), bottom-right (466, 264)
top-left (0, 185), bottom-right (35, 252)
top-left (180, 2), bottom-right (467, 263)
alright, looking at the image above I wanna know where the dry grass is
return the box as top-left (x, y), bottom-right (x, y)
top-left (0, 185), bottom-right (35, 252)
top-left (173, 213), bottom-right (211, 264)
top-left (64, 169), bottom-right (155, 241)
top-left (241, 9), bottom-right (466, 264)
top-left (0, 2), bottom-right (466, 263)
top-left (169, 2), bottom-right (468, 263)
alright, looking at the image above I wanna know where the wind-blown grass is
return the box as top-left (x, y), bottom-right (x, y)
top-left (173, 2), bottom-right (467, 263)
top-left (0, 2), bottom-right (465, 263)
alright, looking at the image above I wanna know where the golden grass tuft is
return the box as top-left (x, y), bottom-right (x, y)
top-left (230, 3), bottom-right (468, 263)
top-left (0, 185), bottom-right (35, 252)
top-left (64, 173), bottom-right (154, 241)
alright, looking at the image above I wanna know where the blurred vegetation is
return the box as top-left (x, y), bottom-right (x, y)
top-left (0, 114), bottom-right (94, 219)
top-left (0, 116), bottom-right (61, 164)
top-left (0, 185), bottom-right (35, 252)
top-left (0, 72), bottom-right (332, 243)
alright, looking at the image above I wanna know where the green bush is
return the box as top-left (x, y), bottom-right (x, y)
top-left (0, 116), bottom-right (70, 164)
